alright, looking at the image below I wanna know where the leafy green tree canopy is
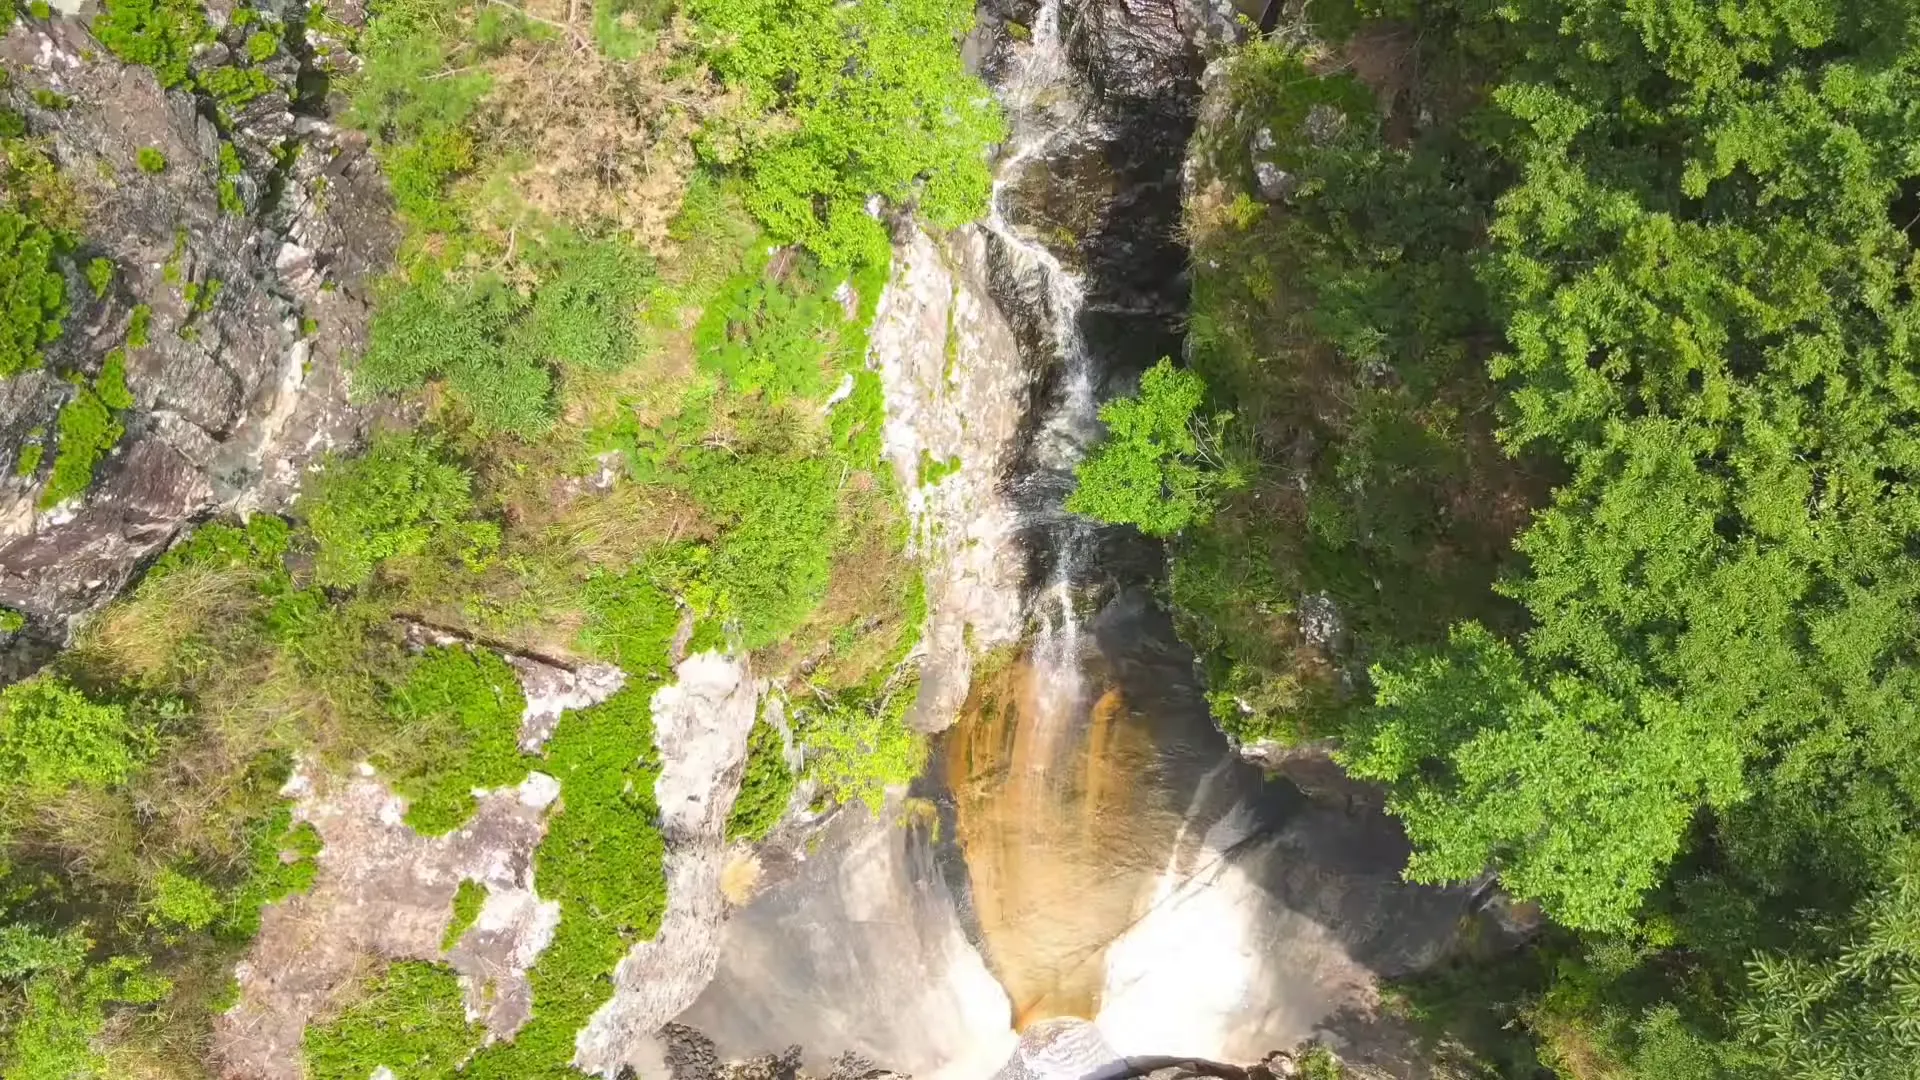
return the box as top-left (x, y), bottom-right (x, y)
top-left (1347, 0), bottom-right (1920, 932)
top-left (1068, 359), bottom-right (1245, 537)
top-left (688, 0), bottom-right (1003, 266)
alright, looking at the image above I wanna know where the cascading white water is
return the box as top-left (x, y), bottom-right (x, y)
top-left (982, 0), bottom-right (1105, 739)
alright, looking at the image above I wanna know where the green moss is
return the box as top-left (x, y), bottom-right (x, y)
top-left (203, 65), bottom-right (276, 112)
top-left (442, 880), bottom-right (485, 952)
top-left (96, 349), bottom-right (134, 410)
top-left (216, 142), bottom-right (247, 215)
top-left (92, 0), bottom-right (212, 89)
top-left (127, 303), bottom-right (152, 348)
top-left (303, 962), bottom-right (478, 1080)
top-left (1, 210), bottom-right (68, 378)
top-left (222, 807), bottom-right (322, 940)
top-left (460, 686), bottom-right (664, 1080)
top-left (28, 0), bottom-right (51, 19)
top-left (918, 449), bottom-right (962, 486)
top-left (136, 147), bottom-right (167, 173)
top-left (0, 607), bottom-right (25, 634)
top-left (29, 89), bottom-right (70, 111)
top-left (245, 29), bottom-right (279, 62)
top-left (14, 440), bottom-right (44, 478)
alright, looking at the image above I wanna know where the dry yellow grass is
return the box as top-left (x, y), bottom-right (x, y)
top-left (719, 848), bottom-right (763, 906)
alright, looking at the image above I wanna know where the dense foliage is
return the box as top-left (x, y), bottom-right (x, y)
top-left (1092, 0), bottom-right (1920, 1074)
top-left (0, 0), bottom-right (979, 1071)
top-left (1066, 358), bottom-right (1245, 537)
top-left (296, 432), bottom-right (494, 589)
top-left (688, 0), bottom-right (1002, 266)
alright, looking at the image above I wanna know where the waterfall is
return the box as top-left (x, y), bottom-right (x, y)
top-left (670, 5), bottom-right (1495, 1073)
top-left (983, 0), bottom-right (1104, 740)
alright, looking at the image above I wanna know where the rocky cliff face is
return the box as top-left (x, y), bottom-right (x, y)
top-left (0, 5), bottom-right (390, 649)
top-left (871, 223), bottom-right (1032, 734)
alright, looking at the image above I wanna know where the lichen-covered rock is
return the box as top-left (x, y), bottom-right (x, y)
top-left (0, 12), bottom-right (392, 641)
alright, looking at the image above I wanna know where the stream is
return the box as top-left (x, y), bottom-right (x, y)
top-left (673, 2), bottom-right (1486, 1074)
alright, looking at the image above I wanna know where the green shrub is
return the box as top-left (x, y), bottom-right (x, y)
top-left (359, 240), bottom-right (654, 433)
top-left (0, 607), bottom-right (25, 634)
top-left (1068, 359), bottom-right (1244, 536)
top-left (303, 961), bottom-right (478, 1080)
top-left (727, 713), bottom-right (794, 841)
top-left (29, 89), bottom-right (69, 111)
top-left (40, 387), bottom-right (124, 508)
top-left (442, 880), bottom-right (484, 951)
top-left (148, 869), bottom-right (222, 930)
top-left (515, 232), bottom-right (654, 372)
top-left (795, 679), bottom-right (924, 814)
top-left (0, 674), bottom-right (147, 792)
top-left (688, 0), bottom-right (1002, 265)
top-left (27, 0), bottom-right (49, 18)
top-left (3, 958), bottom-right (169, 1080)
top-left (91, 0), bottom-right (212, 89)
top-left (694, 257), bottom-right (844, 402)
top-left (1, 209), bottom-right (68, 377)
top-left (135, 147), bottom-right (167, 173)
top-left (296, 431), bottom-right (489, 589)
top-left (85, 257), bottom-right (113, 297)
top-left (358, 276), bottom-right (555, 436)
top-left (382, 646), bottom-right (528, 835)
top-left (681, 448), bottom-right (837, 649)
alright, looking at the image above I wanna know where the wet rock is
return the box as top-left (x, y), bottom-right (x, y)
top-left (871, 226), bottom-right (1031, 733)
top-left (675, 803), bottom-right (1017, 1079)
top-left (0, 13), bottom-right (389, 640)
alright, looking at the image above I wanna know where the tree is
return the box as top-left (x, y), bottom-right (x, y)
top-left (1068, 359), bottom-right (1244, 537)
